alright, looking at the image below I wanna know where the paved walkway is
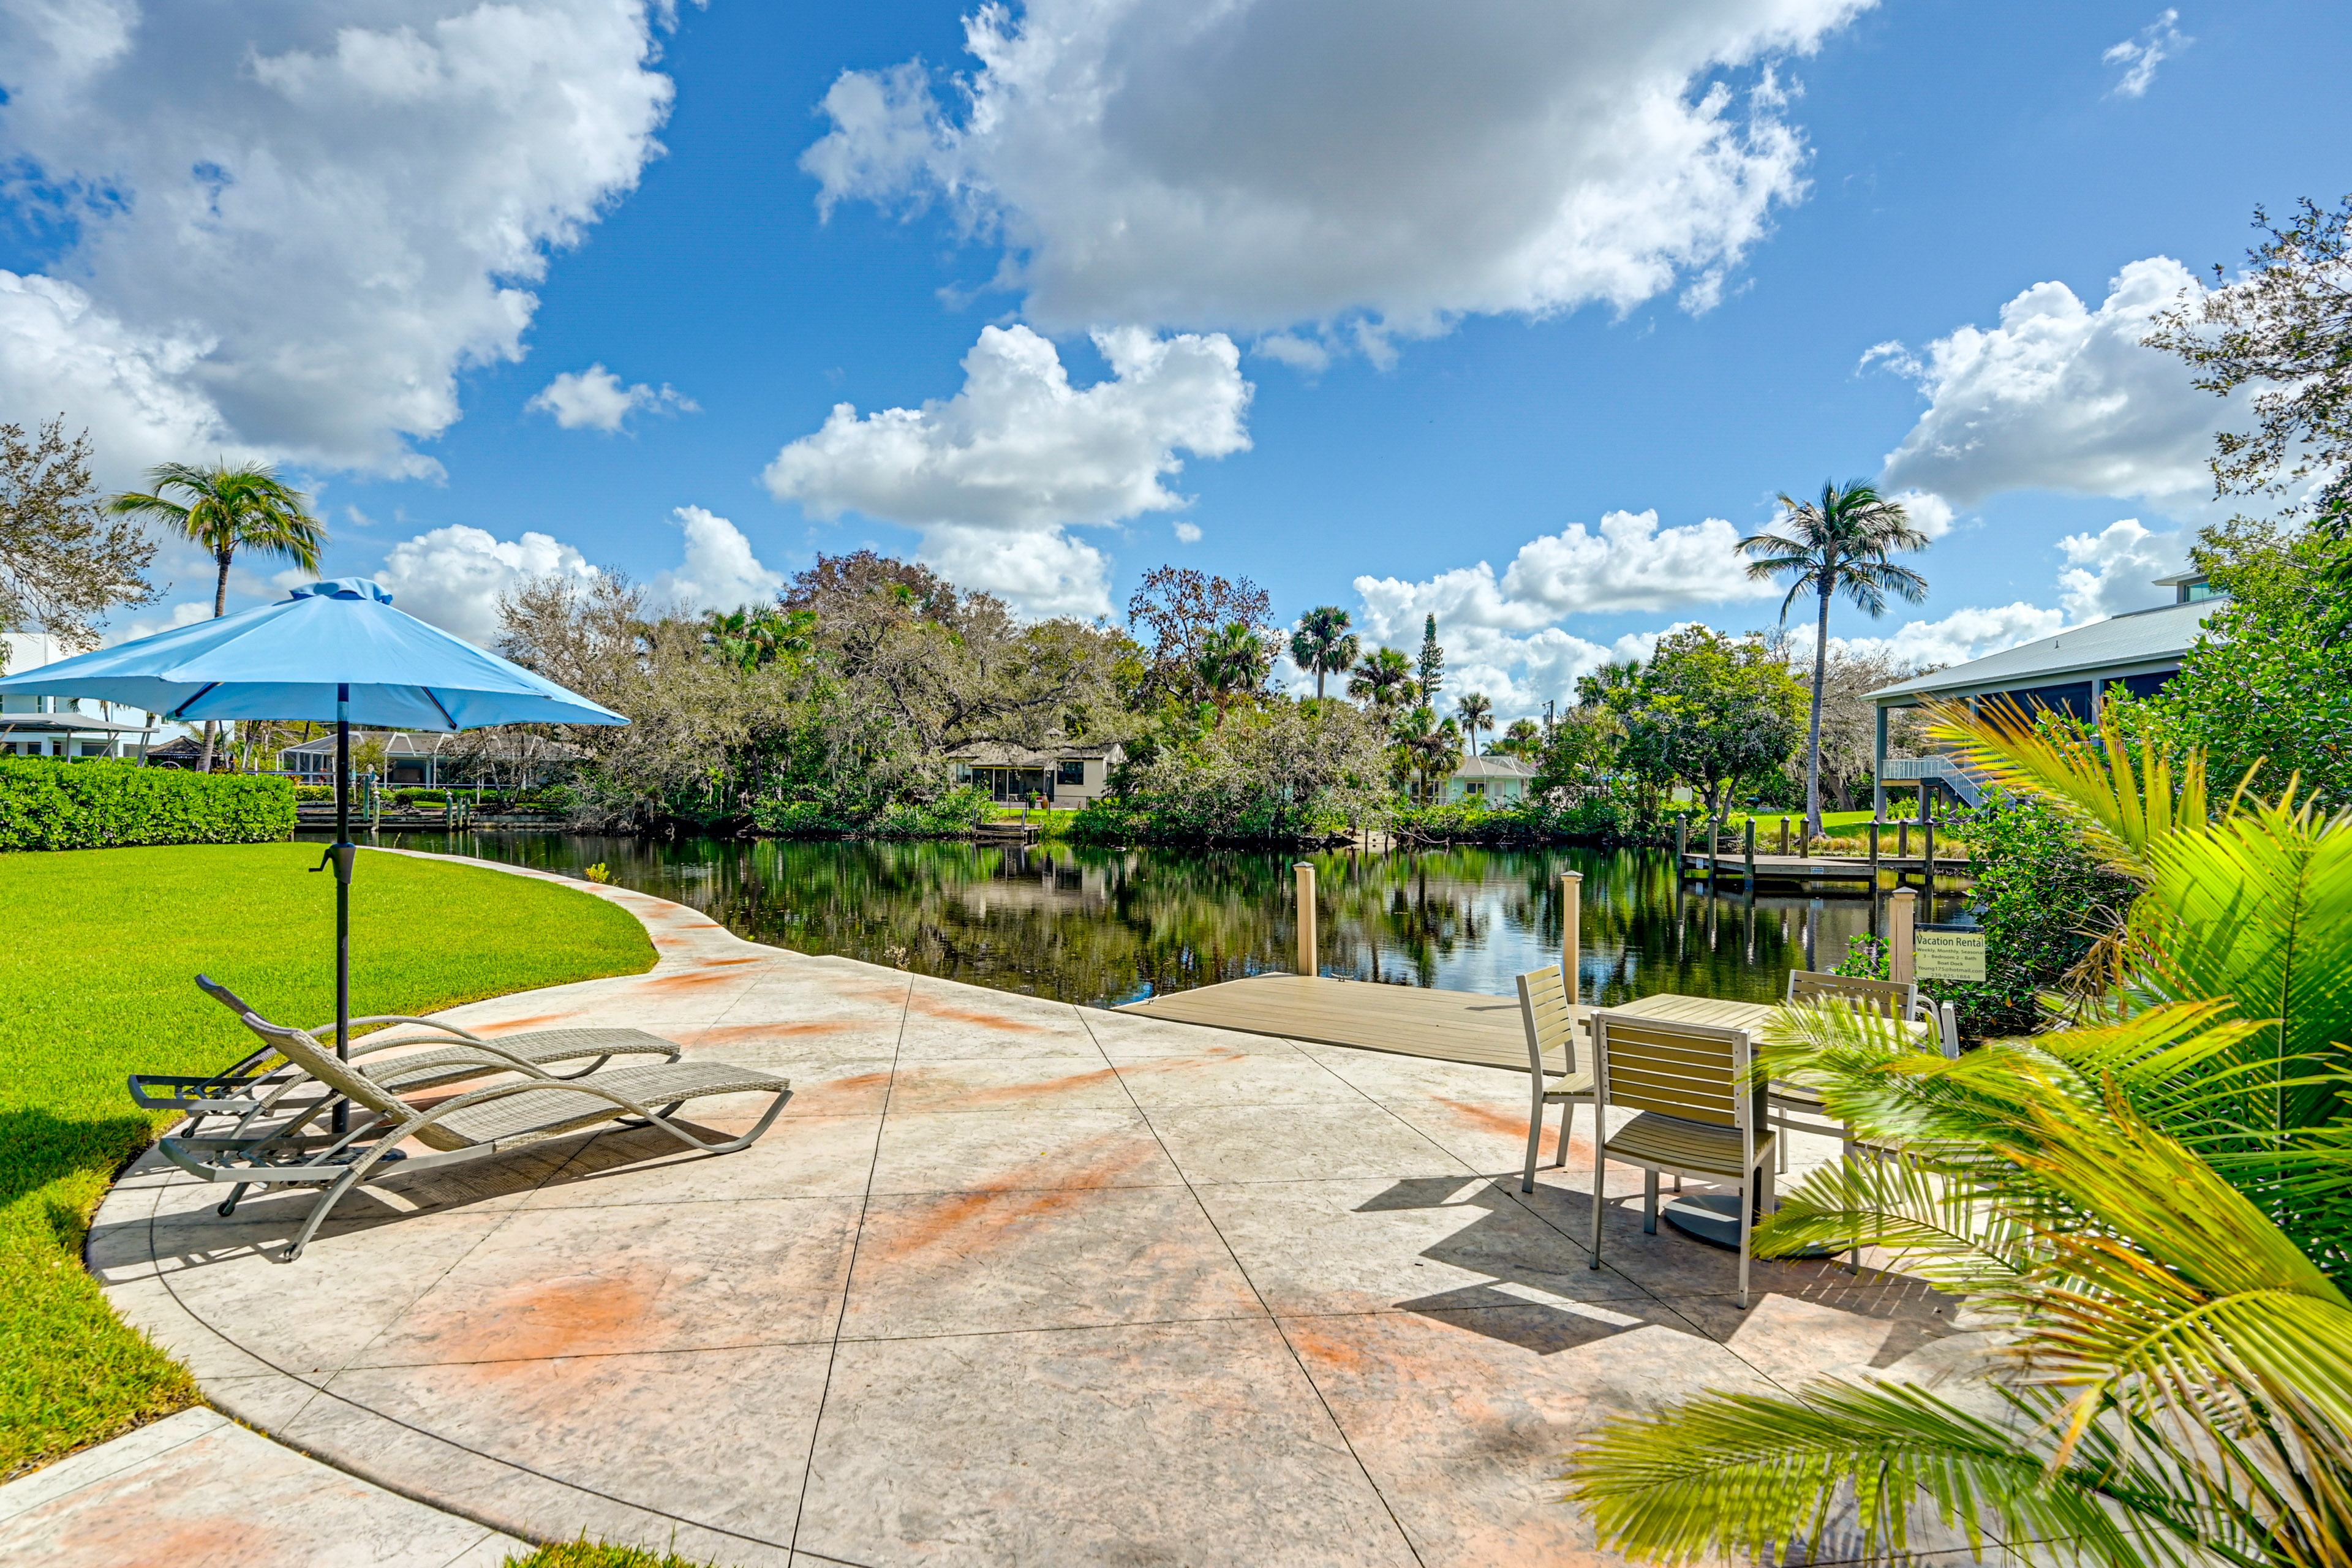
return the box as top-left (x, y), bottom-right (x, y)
top-left (82, 852), bottom-right (1988, 1567)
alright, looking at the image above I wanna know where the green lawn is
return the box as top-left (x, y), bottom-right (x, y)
top-left (0, 843), bottom-right (655, 1479)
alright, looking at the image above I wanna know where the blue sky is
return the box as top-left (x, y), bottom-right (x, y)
top-left (2, 0), bottom-right (2346, 716)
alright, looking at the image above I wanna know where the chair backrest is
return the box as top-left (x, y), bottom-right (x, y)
top-left (1514, 967), bottom-right (1578, 1077)
top-left (1589, 1011), bottom-right (1758, 1131)
top-left (195, 974), bottom-right (418, 1129)
top-left (1787, 969), bottom-right (1919, 1021)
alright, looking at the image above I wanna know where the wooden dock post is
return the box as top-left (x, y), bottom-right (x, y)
top-left (1889, 888), bottom-right (1917, 987)
top-left (1559, 870), bottom-right (1582, 1006)
top-left (1776, 816), bottom-right (1790, 856)
top-left (1294, 862), bottom-right (1318, 978)
top-left (1921, 791), bottom-right (1937, 898)
top-left (1674, 816), bottom-right (1687, 880)
top-left (1743, 818), bottom-right (1756, 894)
top-left (1868, 820), bottom-right (1881, 884)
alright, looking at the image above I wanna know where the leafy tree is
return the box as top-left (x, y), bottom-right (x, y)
top-left (703, 605), bottom-right (814, 672)
top-left (1287, 605), bottom-right (1360, 700)
top-left (1107, 698), bottom-right (1391, 843)
top-left (107, 460), bottom-right (325, 772)
top-left (1736, 480), bottom-right (1928, 840)
top-left (1616, 627), bottom-right (1804, 840)
top-left (1125, 565), bottom-right (1270, 707)
top-left (2146, 194), bottom-right (2352, 527)
top-left (1348, 646), bottom-right (1416, 710)
top-left (2148, 517), bottom-right (2352, 803)
top-left (0, 418), bottom-right (154, 661)
top-left (1454, 692), bottom-right (1493, 755)
top-left (1415, 613), bottom-right (1444, 703)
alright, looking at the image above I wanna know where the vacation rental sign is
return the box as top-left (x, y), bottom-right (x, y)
top-left (1914, 924), bottom-right (1987, 982)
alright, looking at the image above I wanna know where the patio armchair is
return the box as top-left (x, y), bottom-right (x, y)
top-left (1513, 966), bottom-right (1596, 1194)
top-left (158, 976), bottom-right (791, 1262)
top-left (132, 986), bottom-right (685, 1137)
top-left (1586, 1009), bottom-right (1776, 1310)
top-left (1766, 970), bottom-right (1958, 1173)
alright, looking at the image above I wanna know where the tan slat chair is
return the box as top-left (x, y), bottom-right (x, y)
top-left (1514, 967), bottom-right (1596, 1193)
top-left (1770, 970), bottom-right (1956, 1172)
top-left (1588, 1011), bottom-right (1775, 1309)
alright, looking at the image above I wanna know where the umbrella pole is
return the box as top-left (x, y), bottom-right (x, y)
top-left (333, 684), bottom-right (353, 1135)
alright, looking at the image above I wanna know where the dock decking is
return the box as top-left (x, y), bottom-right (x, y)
top-left (1119, 973), bottom-right (1566, 1072)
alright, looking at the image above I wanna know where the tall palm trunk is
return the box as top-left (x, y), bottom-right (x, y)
top-left (1804, 575), bottom-right (1831, 841)
top-left (197, 548), bottom-right (235, 772)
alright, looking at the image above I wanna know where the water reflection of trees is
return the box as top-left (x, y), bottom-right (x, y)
top-left (369, 831), bottom-right (1961, 1011)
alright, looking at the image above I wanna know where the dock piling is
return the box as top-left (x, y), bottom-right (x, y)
top-left (1890, 888), bottom-right (1917, 987)
top-left (1294, 862), bottom-right (1318, 978)
top-left (1776, 817), bottom-right (1790, 856)
top-left (1559, 870), bottom-right (1582, 1007)
top-left (1743, 818), bottom-right (1756, 895)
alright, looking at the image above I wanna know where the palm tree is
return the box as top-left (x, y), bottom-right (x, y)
top-left (1496, 718), bottom-right (1541, 759)
top-left (1348, 646), bottom-right (1416, 710)
top-left (1196, 620), bottom-right (1270, 721)
top-left (109, 461), bottom-right (325, 772)
top-left (1454, 692), bottom-right (1493, 755)
top-left (1288, 605), bottom-right (1360, 701)
top-left (705, 605), bottom-right (813, 671)
top-left (1735, 480), bottom-right (1928, 841)
top-left (1564, 717), bottom-right (2352, 1568)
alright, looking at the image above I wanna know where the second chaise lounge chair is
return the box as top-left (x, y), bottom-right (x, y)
top-left (132, 990), bottom-right (687, 1137)
top-left (159, 976), bottom-right (792, 1262)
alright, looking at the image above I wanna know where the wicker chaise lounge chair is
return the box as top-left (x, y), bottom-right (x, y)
top-left (134, 988), bottom-right (685, 1136)
top-left (160, 976), bottom-right (792, 1262)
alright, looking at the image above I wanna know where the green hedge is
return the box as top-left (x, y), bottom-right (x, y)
top-left (0, 759), bottom-right (296, 850)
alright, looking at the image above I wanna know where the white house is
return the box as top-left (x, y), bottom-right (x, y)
top-left (1443, 754), bottom-right (1537, 805)
top-left (0, 632), bottom-right (170, 760)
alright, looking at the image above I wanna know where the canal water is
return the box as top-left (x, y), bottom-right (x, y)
top-left (335, 831), bottom-right (1966, 1011)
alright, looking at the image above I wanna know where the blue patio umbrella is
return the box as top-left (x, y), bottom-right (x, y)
top-left (0, 578), bottom-right (626, 1117)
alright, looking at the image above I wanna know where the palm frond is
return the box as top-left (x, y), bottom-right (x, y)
top-left (1929, 698), bottom-right (2210, 877)
top-left (1753, 1149), bottom-right (2035, 1290)
top-left (1565, 1378), bottom-right (2259, 1568)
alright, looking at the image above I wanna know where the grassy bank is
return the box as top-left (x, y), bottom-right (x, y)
top-left (0, 844), bottom-right (655, 1479)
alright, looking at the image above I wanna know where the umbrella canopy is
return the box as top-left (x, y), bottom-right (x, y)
top-left (0, 578), bottom-right (625, 1120)
top-left (0, 578), bottom-right (626, 729)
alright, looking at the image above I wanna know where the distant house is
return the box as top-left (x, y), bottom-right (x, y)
top-left (1868, 570), bottom-right (2228, 813)
top-left (944, 741), bottom-right (1125, 807)
top-left (1, 631), bottom-right (167, 759)
top-left (1442, 754), bottom-right (1537, 805)
top-left (279, 731), bottom-right (581, 788)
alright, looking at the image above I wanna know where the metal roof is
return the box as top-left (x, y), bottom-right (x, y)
top-left (1455, 754), bottom-right (1536, 778)
top-left (0, 713), bottom-right (157, 735)
top-left (1869, 597), bottom-right (2225, 704)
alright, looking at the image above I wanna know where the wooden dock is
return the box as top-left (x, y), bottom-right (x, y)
top-left (1676, 851), bottom-right (1968, 889)
top-left (1119, 973), bottom-right (1568, 1072)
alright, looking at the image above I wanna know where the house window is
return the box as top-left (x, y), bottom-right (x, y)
top-left (1057, 759), bottom-right (1086, 786)
top-left (1462, 780), bottom-right (1485, 797)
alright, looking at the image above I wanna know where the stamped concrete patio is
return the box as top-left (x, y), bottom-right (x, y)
top-left (88, 854), bottom-right (1986, 1568)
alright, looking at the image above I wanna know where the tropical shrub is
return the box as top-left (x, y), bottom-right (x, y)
top-left (1566, 714), bottom-right (2352, 1568)
top-left (0, 758), bottom-right (295, 850)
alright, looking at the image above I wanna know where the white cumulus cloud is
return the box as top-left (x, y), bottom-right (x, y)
top-left (801, 0), bottom-right (1872, 345)
top-left (2104, 10), bottom-right (2188, 99)
top-left (1352, 510), bottom-right (1776, 646)
top-left (1875, 257), bottom-right (2231, 517)
top-left (2057, 518), bottom-right (2187, 623)
top-left (763, 324), bottom-right (1251, 617)
top-left (0, 0), bottom-right (674, 482)
top-left (377, 525), bottom-right (600, 646)
top-left (528, 364), bottom-right (697, 432)
top-left (1822, 604), bottom-right (2067, 671)
top-left (650, 507), bottom-right (785, 614)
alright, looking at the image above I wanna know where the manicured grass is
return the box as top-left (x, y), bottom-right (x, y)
top-left (0, 844), bottom-right (655, 1480)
